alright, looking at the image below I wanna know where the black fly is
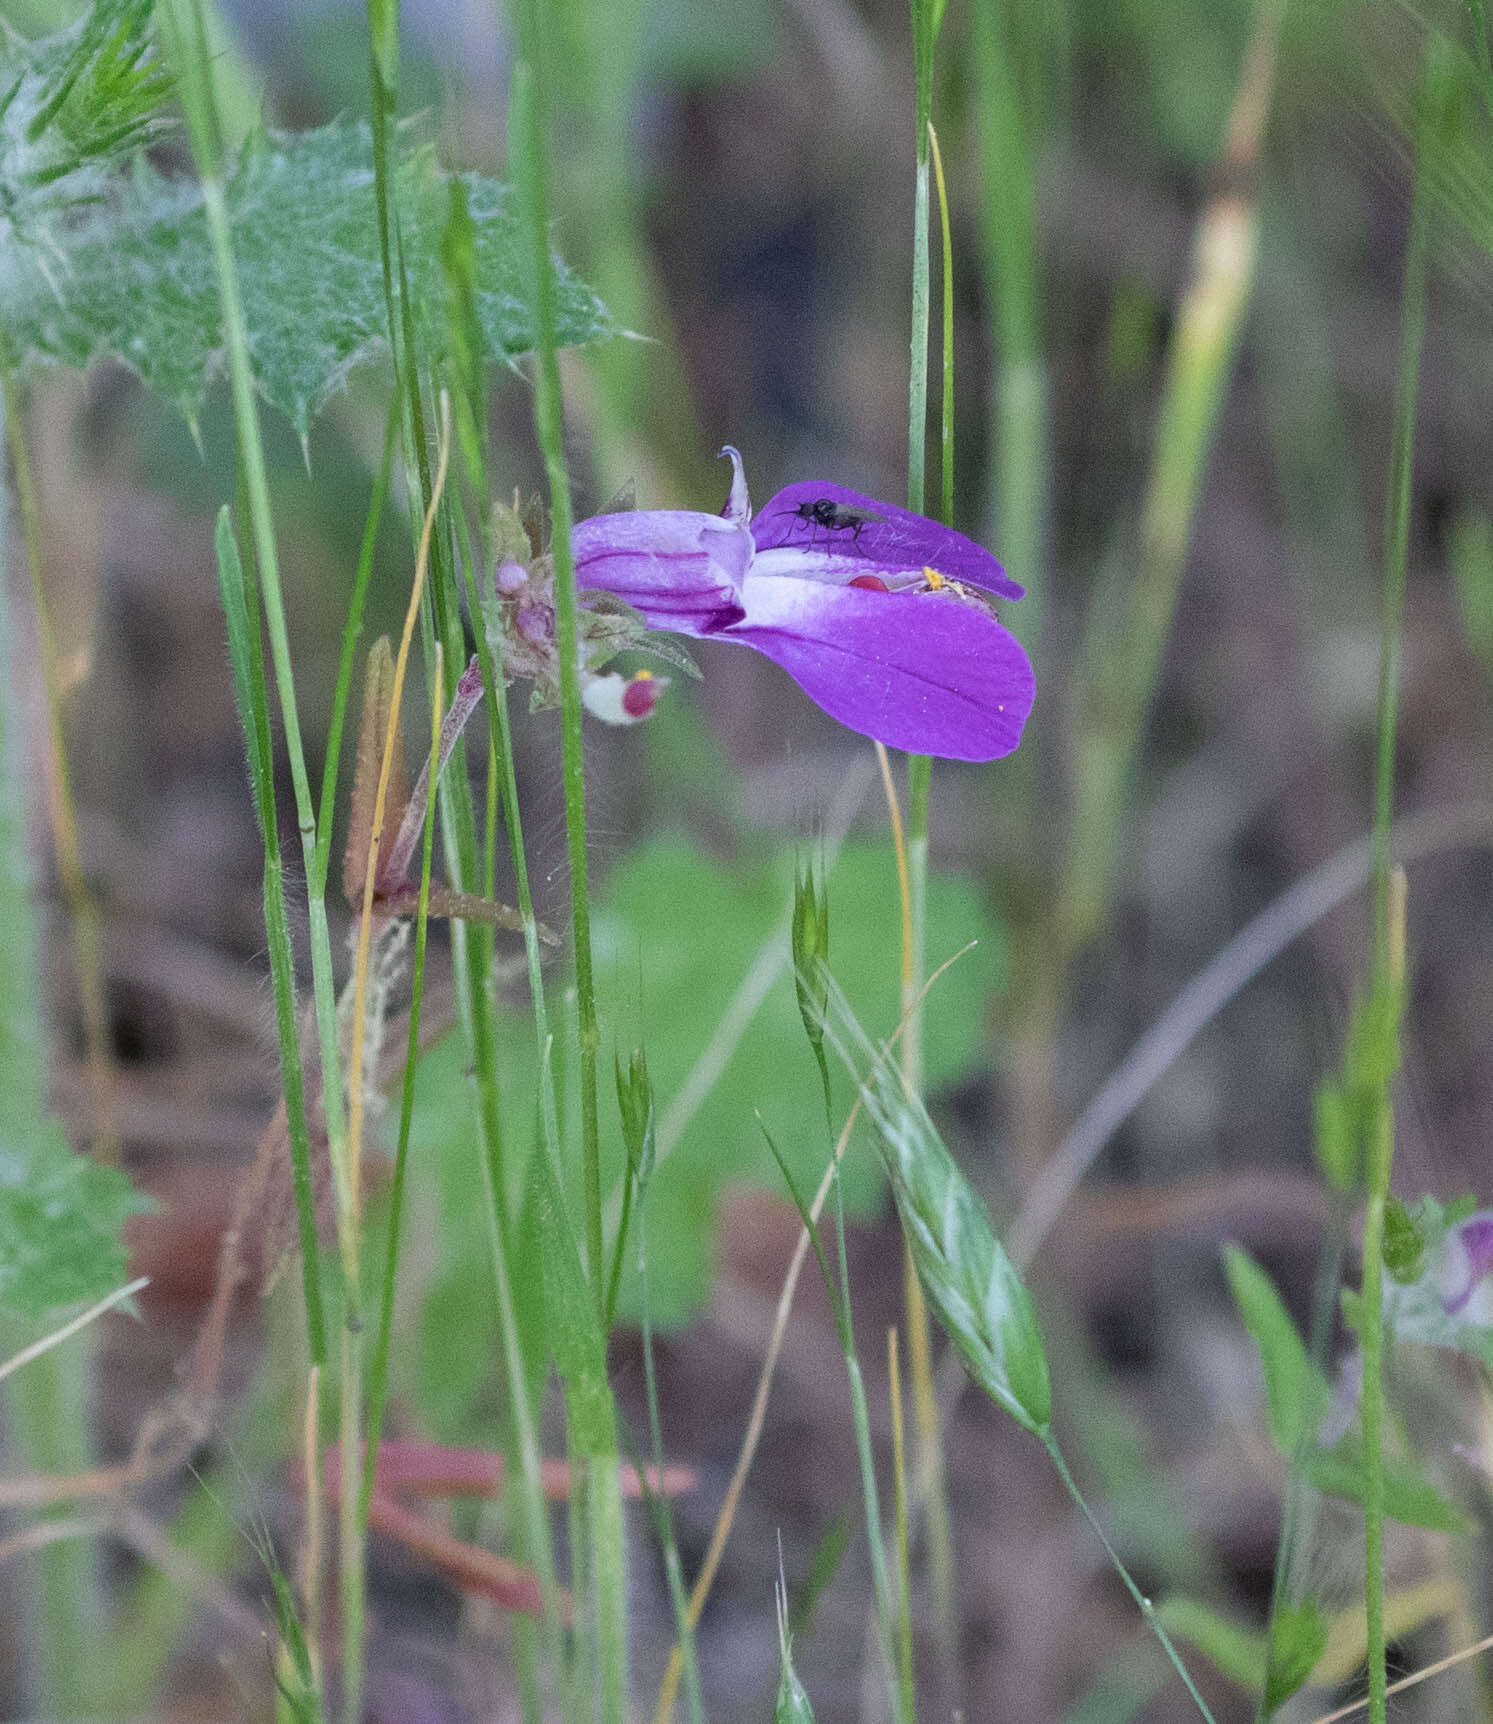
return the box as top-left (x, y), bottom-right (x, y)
top-left (793, 498), bottom-right (885, 540)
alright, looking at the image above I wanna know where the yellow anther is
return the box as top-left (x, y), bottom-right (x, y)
top-left (633, 667), bottom-right (655, 681)
top-left (923, 566), bottom-right (945, 591)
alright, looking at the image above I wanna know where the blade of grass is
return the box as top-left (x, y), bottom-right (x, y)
top-left (301, 1365), bottom-right (324, 1689)
top-left (310, 403), bottom-right (397, 896)
top-left (818, 982), bottom-right (1218, 1722)
top-left (361, 639), bottom-right (443, 1531)
top-left (879, 730), bottom-right (953, 1693)
top-left (508, 28), bottom-right (627, 1717)
top-left (971, 0), bottom-right (1049, 656)
top-left (509, 39), bottom-right (605, 1322)
top-left (340, 398), bottom-right (450, 1722)
top-left (213, 507), bottom-right (328, 1367)
top-left (367, 16), bottom-right (563, 1717)
top-left (888, 1327), bottom-right (915, 1724)
top-left (633, 1158), bottom-right (706, 1724)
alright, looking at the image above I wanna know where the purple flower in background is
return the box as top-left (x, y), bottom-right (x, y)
top-left (570, 448), bottom-right (1034, 762)
top-left (1443, 1211), bottom-right (1493, 1316)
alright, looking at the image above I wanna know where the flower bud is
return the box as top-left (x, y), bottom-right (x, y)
top-left (581, 669), bottom-right (668, 726)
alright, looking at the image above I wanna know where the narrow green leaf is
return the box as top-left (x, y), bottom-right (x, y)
top-left (1312, 1079), bottom-right (1358, 1192)
top-left (1155, 1596), bottom-right (1265, 1692)
top-left (523, 1080), bottom-right (614, 1456)
top-left (1264, 1598), bottom-right (1329, 1715)
top-left (212, 505), bottom-right (271, 832)
top-left (1304, 1445), bottom-right (1467, 1533)
top-left (1222, 1245), bottom-right (1326, 1456)
top-left (1448, 511), bottom-right (1493, 692)
top-left (788, 1508), bottom-right (852, 1640)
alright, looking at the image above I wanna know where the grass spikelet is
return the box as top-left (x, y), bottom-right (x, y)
top-left (815, 974), bottom-right (1051, 1437)
top-left (775, 1560), bottom-right (817, 1724)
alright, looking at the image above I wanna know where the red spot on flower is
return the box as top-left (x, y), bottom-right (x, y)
top-left (848, 574), bottom-right (890, 592)
top-left (622, 671), bottom-right (661, 718)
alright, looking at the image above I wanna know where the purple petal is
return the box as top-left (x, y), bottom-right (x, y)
top-left (1444, 1213), bottom-right (1493, 1314)
top-left (751, 481), bottom-right (1024, 601)
top-left (718, 444), bottom-right (751, 524)
top-left (572, 508), bottom-right (751, 634)
top-left (720, 575), bottom-right (1034, 761)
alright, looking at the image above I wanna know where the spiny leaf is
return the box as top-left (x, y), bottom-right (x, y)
top-left (0, 0), bottom-right (169, 246)
top-left (0, 1124), bottom-right (151, 1319)
top-left (1, 122), bottom-right (616, 435)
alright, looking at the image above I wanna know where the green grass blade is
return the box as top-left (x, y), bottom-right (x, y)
top-left (213, 507), bottom-right (327, 1365)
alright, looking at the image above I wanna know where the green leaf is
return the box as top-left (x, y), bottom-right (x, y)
top-left (1264, 1598), bottom-right (1328, 1716)
top-left (0, 0), bottom-right (170, 249)
top-left (1382, 1195), bottom-right (1425, 1283)
top-left (1, 122), bottom-right (615, 435)
top-left (0, 1125), bottom-right (150, 1318)
top-left (1155, 1596), bottom-right (1264, 1693)
top-left (1448, 512), bottom-right (1493, 695)
top-left (788, 1507), bottom-right (852, 1640)
top-left (1222, 1245), bottom-right (1327, 1455)
top-left (1305, 1442), bottom-right (1468, 1533)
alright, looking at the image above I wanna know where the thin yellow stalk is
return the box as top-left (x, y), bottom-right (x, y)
top-left (650, 1096), bottom-right (865, 1724)
top-left (2, 376), bottom-right (117, 1160)
top-left (345, 394), bottom-right (451, 1222)
top-left (888, 1327), bottom-right (915, 1720)
top-left (876, 740), bottom-right (948, 1679)
top-left (875, 742), bottom-right (914, 990)
top-left (300, 1365), bottom-right (323, 1684)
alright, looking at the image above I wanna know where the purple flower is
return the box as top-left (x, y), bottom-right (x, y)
top-left (1443, 1212), bottom-right (1493, 1316)
top-left (572, 449), bottom-right (1034, 763)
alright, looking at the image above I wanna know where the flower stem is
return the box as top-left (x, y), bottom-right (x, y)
top-left (511, 32), bottom-right (605, 1324)
top-left (638, 1202), bottom-right (707, 1724)
top-left (887, 1328), bottom-right (916, 1724)
top-left (1043, 1434), bottom-right (1217, 1724)
top-left (1360, 38), bottom-right (1438, 1724)
top-left (511, 32), bottom-right (626, 1721)
top-left (832, 1162), bottom-right (906, 1724)
top-left (902, 5), bottom-right (960, 1678)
